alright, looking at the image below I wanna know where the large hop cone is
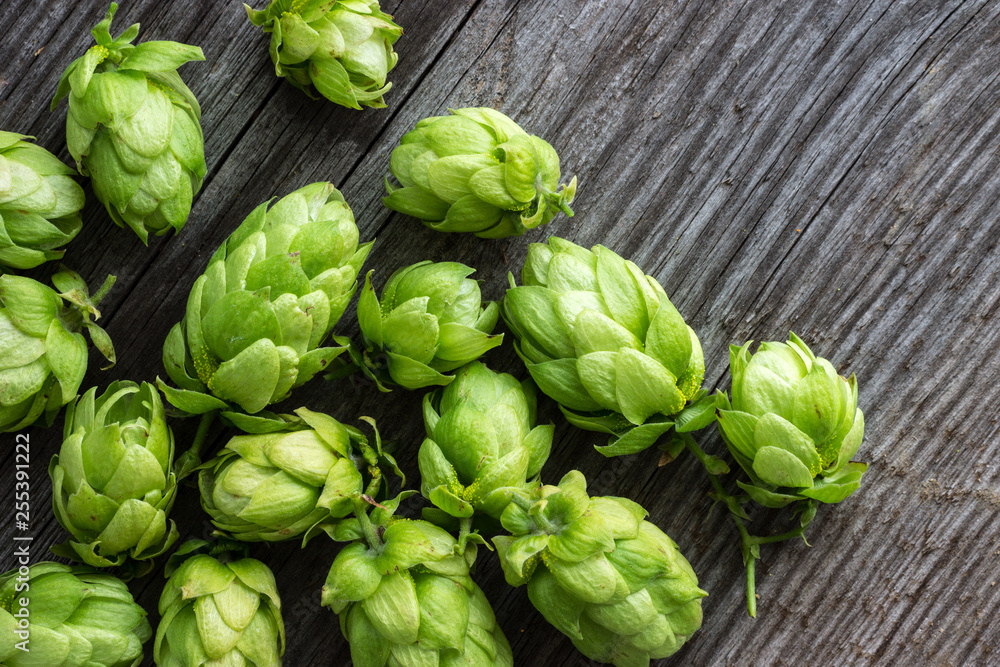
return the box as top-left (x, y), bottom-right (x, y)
top-left (494, 470), bottom-right (706, 666)
top-left (384, 107), bottom-right (577, 238)
top-left (159, 181), bottom-right (372, 425)
top-left (718, 332), bottom-right (867, 508)
top-left (50, 3), bottom-right (207, 243)
top-left (0, 131), bottom-right (85, 270)
top-left (503, 236), bottom-right (712, 456)
top-left (0, 562), bottom-right (151, 667)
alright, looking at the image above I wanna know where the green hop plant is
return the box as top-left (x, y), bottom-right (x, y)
top-left (494, 470), bottom-right (706, 667)
top-left (50, 3), bottom-right (207, 243)
top-left (49, 381), bottom-right (178, 574)
top-left (0, 269), bottom-right (115, 433)
top-left (0, 131), bottom-right (85, 270)
top-left (384, 107), bottom-right (577, 238)
top-left (159, 181), bottom-right (372, 426)
top-left (343, 260), bottom-right (502, 390)
top-left (200, 408), bottom-right (397, 542)
top-left (155, 540), bottom-right (284, 667)
top-left (246, 0), bottom-right (402, 110)
top-left (322, 503), bottom-right (513, 667)
top-left (419, 361), bottom-right (552, 519)
top-left (0, 562), bottom-right (151, 667)
top-left (502, 236), bottom-right (711, 456)
top-left (717, 333), bottom-right (867, 507)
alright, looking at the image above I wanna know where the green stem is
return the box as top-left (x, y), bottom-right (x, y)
top-left (354, 500), bottom-right (383, 553)
top-left (90, 275), bottom-right (116, 306)
top-left (457, 517), bottom-right (473, 553)
top-left (175, 411), bottom-right (217, 480)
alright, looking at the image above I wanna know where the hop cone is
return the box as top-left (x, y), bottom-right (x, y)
top-left (419, 361), bottom-right (552, 519)
top-left (0, 269), bottom-right (115, 433)
top-left (384, 108), bottom-right (577, 238)
top-left (0, 132), bottom-right (85, 270)
top-left (350, 260), bottom-right (502, 390)
top-left (50, 381), bottom-right (178, 573)
top-left (155, 541), bottom-right (284, 667)
top-left (0, 562), bottom-right (151, 667)
top-left (50, 3), bottom-right (207, 243)
top-left (502, 237), bottom-right (708, 456)
top-left (160, 181), bottom-right (372, 422)
top-left (494, 471), bottom-right (706, 667)
top-left (717, 333), bottom-right (867, 508)
top-left (246, 0), bottom-right (402, 109)
top-left (322, 515), bottom-right (512, 667)
top-left (200, 408), bottom-right (381, 542)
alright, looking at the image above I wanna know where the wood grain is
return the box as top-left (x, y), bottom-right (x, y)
top-left (2, 0), bottom-right (999, 664)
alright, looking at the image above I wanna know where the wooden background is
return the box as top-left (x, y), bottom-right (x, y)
top-left (2, 0), bottom-right (999, 664)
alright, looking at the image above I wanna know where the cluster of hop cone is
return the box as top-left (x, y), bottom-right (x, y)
top-left (0, 2), bottom-right (869, 666)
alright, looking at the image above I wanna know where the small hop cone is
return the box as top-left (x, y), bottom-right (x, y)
top-left (419, 361), bottom-right (553, 519)
top-left (322, 513), bottom-right (513, 667)
top-left (717, 332), bottom-right (868, 508)
top-left (50, 3), bottom-right (207, 243)
top-left (352, 261), bottom-right (503, 390)
top-left (0, 268), bottom-right (115, 433)
top-left (0, 131), bottom-right (85, 270)
top-left (50, 381), bottom-right (179, 573)
top-left (154, 540), bottom-right (285, 666)
top-left (247, 0), bottom-right (402, 109)
top-left (384, 107), bottom-right (577, 238)
top-left (494, 471), bottom-right (706, 667)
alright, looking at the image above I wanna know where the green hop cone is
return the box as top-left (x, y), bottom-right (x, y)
top-left (200, 408), bottom-right (391, 542)
top-left (50, 381), bottom-right (179, 573)
top-left (348, 260), bottom-right (502, 390)
top-left (419, 361), bottom-right (553, 519)
top-left (502, 236), bottom-right (709, 456)
top-left (246, 0), bottom-right (402, 110)
top-left (0, 562), bottom-right (151, 667)
top-left (50, 3), bottom-right (207, 243)
top-left (155, 540), bottom-right (284, 667)
top-left (494, 470), bottom-right (706, 667)
top-left (160, 181), bottom-right (372, 423)
top-left (384, 107), bottom-right (577, 238)
top-left (0, 131), bottom-right (85, 270)
top-left (0, 269), bottom-right (115, 433)
top-left (321, 511), bottom-right (513, 667)
top-left (717, 332), bottom-right (867, 508)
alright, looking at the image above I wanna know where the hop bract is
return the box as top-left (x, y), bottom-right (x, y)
top-left (200, 408), bottom-right (374, 542)
top-left (494, 471), bottom-right (706, 667)
top-left (0, 269), bottom-right (115, 433)
top-left (0, 132), bottom-right (85, 270)
top-left (384, 108), bottom-right (577, 238)
top-left (717, 333), bottom-right (867, 508)
top-left (50, 381), bottom-right (179, 572)
top-left (50, 3), bottom-right (206, 243)
top-left (322, 516), bottom-right (513, 667)
top-left (502, 237), bottom-right (706, 455)
top-left (161, 182), bottom-right (372, 420)
top-left (0, 562), bottom-right (151, 667)
top-left (352, 261), bottom-right (502, 389)
top-left (419, 361), bottom-right (552, 519)
top-left (155, 541), bottom-right (284, 667)
top-left (246, 0), bottom-right (402, 110)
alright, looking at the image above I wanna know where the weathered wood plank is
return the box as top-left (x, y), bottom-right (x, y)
top-left (2, 0), bottom-right (999, 665)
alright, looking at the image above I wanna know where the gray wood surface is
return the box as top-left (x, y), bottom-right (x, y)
top-left (2, 0), bottom-right (999, 664)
